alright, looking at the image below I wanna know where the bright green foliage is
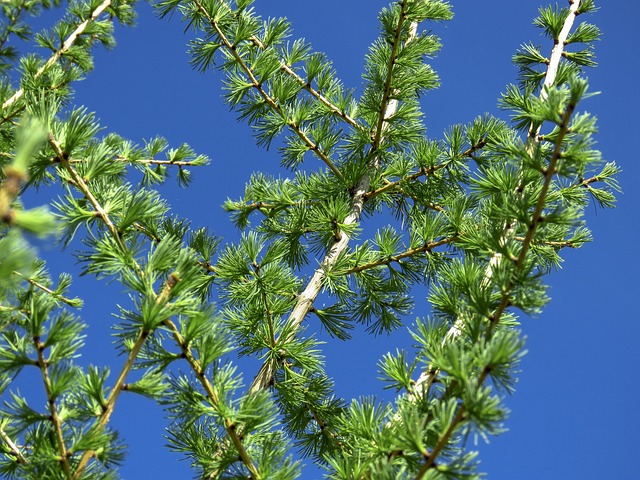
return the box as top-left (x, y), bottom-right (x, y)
top-left (0, 0), bottom-right (620, 479)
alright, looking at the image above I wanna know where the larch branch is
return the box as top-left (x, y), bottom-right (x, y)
top-left (344, 236), bottom-right (456, 275)
top-left (216, 0), bottom-right (360, 129)
top-left (2, 0), bottom-right (113, 111)
top-left (162, 318), bottom-right (262, 479)
top-left (13, 271), bottom-right (78, 307)
top-left (192, 0), bottom-right (344, 181)
top-left (410, 4), bottom-right (584, 474)
top-left (34, 336), bottom-right (72, 479)
top-left (0, 426), bottom-right (28, 466)
top-left (249, 9), bottom-right (419, 394)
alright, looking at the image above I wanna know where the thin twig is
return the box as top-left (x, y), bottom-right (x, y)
top-left (72, 328), bottom-right (150, 478)
top-left (66, 157), bottom-right (202, 167)
top-left (254, 263), bottom-right (277, 348)
top-left (48, 133), bottom-right (120, 243)
top-left (2, 0), bottom-right (113, 110)
top-left (162, 318), bottom-right (262, 479)
top-left (487, 99), bottom-right (575, 337)
top-left (366, 139), bottom-right (487, 200)
top-left (12, 271), bottom-right (78, 307)
top-left (344, 236), bottom-right (456, 275)
top-left (34, 336), bottom-right (73, 479)
top-left (192, 0), bottom-right (344, 181)
top-left (215, 0), bottom-right (360, 129)
top-left (0, 0), bottom-right (27, 56)
top-left (0, 426), bottom-right (28, 465)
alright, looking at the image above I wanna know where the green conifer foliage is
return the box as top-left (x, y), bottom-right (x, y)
top-left (0, 0), bottom-right (620, 478)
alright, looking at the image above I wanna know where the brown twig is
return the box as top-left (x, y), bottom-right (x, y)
top-left (161, 318), bottom-right (262, 479)
top-left (213, 0), bottom-right (360, 130)
top-left (344, 236), bottom-right (457, 275)
top-left (12, 271), bottom-right (79, 307)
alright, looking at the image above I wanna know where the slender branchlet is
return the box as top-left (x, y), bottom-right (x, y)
top-left (161, 319), bottom-right (262, 479)
top-left (344, 236), bottom-right (457, 275)
top-left (2, 0), bottom-right (113, 110)
top-left (34, 335), bottom-right (73, 479)
top-left (191, 0), bottom-right (345, 181)
top-left (0, 426), bottom-right (28, 466)
top-left (212, 0), bottom-right (361, 129)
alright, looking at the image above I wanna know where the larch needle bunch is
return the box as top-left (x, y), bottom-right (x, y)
top-left (0, 0), bottom-right (619, 479)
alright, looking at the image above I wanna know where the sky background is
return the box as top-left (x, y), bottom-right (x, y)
top-left (13, 0), bottom-right (640, 478)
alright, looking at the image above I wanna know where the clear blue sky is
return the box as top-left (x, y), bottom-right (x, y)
top-left (18, 1), bottom-right (640, 478)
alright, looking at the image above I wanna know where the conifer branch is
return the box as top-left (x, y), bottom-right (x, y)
top-left (74, 275), bottom-right (180, 477)
top-left (407, 5), bottom-right (585, 473)
top-left (12, 271), bottom-right (79, 307)
top-left (372, 0), bottom-right (411, 151)
top-left (344, 236), bottom-right (456, 275)
top-left (72, 327), bottom-right (149, 478)
top-left (250, 39), bottom-right (360, 130)
top-left (527, 0), bottom-right (581, 142)
top-left (412, 82), bottom-right (579, 480)
top-left (67, 156), bottom-right (202, 167)
top-left (249, 12), bottom-right (420, 394)
top-left (191, 0), bottom-right (344, 181)
top-left (414, 368), bottom-right (492, 479)
top-left (1, 0), bottom-right (113, 111)
top-left (366, 167), bottom-right (440, 200)
top-left (367, 139), bottom-right (488, 200)
top-left (0, 0), bottom-right (27, 57)
top-left (254, 264), bottom-right (277, 348)
top-left (213, 0), bottom-right (360, 129)
top-left (488, 99), bottom-right (576, 337)
top-left (34, 336), bottom-right (73, 479)
top-left (0, 426), bottom-right (28, 466)
top-left (162, 318), bottom-right (262, 479)
top-left (48, 132), bottom-right (121, 244)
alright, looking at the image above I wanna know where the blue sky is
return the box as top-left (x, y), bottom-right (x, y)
top-left (16, 1), bottom-right (640, 478)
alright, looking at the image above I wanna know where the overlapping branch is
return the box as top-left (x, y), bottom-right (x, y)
top-left (249, 1), bottom-right (418, 394)
top-left (412, 3), bottom-right (584, 476)
top-left (52, 131), bottom-right (261, 476)
top-left (2, 0), bottom-right (113, 111)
